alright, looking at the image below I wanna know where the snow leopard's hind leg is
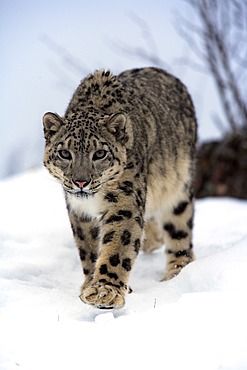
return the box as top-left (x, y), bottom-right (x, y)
top-left (162, 190), bottom-right (195, 280)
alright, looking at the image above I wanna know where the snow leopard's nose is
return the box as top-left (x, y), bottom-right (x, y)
top-left (72, 178), bottom-right (90, 189)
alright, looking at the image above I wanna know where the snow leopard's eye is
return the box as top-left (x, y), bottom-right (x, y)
top-left (92, 150), bottom-right (108, 161)
top-left (58, 150), bottom-right (72, 160)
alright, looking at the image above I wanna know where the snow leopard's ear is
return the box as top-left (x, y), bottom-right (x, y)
top-left (43, 112), bottom-right (63, 141)
top-left (105, 112), bottom-right (127, 144)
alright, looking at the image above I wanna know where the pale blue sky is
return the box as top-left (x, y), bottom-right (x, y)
top-left (0, 0), bottom-right (223, 178)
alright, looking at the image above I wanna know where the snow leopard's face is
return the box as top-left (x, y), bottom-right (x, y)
top-left (43, 110), bottom-right (129, 197)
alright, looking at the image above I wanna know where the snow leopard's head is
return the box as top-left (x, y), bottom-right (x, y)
top-left (43, 109), bottom-right (132, 197)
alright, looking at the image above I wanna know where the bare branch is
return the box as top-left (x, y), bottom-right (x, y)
top-left (110, 39), bottom-right (170, 70)
top-left (108, 14), bottom-right (171, 70)
top-left (174, 16), bottom-right (205, 61)
top-left (176, 0), bottom-right (247, 133)
top-left (40, 34), bottom-right (89, 76)
top-left (173, 56), bottom-right (207, 74)
top-left (200, 1), bottom-right (247, 127)
top-left (211, 113), bottom-right (228, 134)
top-left (127, 12), bottom-right (160, 56)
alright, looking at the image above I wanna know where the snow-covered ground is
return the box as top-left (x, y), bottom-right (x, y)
top-left (1, 169), bottom-right (247, 370)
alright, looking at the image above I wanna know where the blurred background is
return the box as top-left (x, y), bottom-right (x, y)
top-left (1, 0), bottom-right (246, 197)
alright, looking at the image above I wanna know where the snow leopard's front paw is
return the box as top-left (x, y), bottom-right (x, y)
top-left (80, 283), bottom-right (125, 309)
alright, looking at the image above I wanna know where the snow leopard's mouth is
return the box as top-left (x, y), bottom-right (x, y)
top-left (64, 181), bottom-right (101, 198)
top-left (67, 189), bottom-right (97, 198)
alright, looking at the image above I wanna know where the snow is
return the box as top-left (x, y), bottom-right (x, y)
top-left (1, 169), bottom-right (247, 370)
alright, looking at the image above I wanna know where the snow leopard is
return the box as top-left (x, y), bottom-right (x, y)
top-left (43, 67), bottom-right (197, 309)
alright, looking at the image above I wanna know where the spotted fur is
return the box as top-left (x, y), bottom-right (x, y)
top-left (43, 67), bottom-right (197, 309)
